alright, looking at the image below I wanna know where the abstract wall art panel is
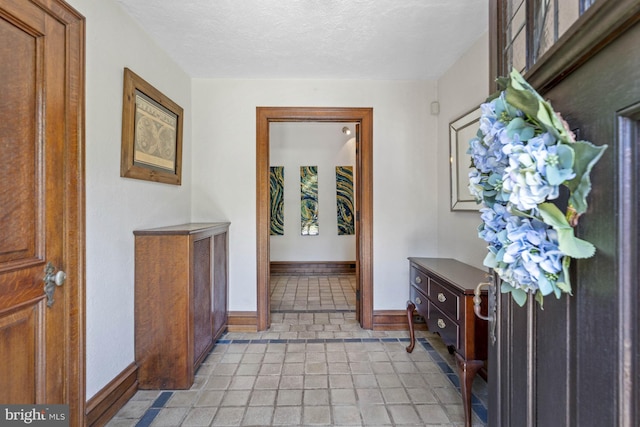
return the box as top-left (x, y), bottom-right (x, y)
top-left (270, 166), bottom-right (284, 235)
top-left (300, 166), bottom-right (319, 235)
top-left (335, 166), bottom-right (355, 235)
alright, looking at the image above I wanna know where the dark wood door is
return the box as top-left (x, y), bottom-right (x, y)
top-left (488, 3), bottom-right (640, 427)
top-left (0, 0), bottom-right (84, 423)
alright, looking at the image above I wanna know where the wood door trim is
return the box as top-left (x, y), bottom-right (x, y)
top-left (63, 13), bottom-right (86, 427)
top-left (256, 107), bottom-right (373, 331)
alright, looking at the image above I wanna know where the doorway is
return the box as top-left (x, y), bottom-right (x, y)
top-left (269, 122), bottom-right (357, 315)
top-left (256, 107), bottom-right (373, 331)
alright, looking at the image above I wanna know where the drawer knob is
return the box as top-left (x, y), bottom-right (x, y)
top-left (437, 318), bottom-right (446, 329)
top-left (415, 296), bottom-right (422, 305)
top-left (437, 292), bottom-right (446, 303)
top-left (415, 276), bottom-right (422, 284)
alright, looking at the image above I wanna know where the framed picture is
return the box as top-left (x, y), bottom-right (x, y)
top-left (121, 68), bottom-right (183, 185)
top-left (449, 107), bottom-right (481, 211)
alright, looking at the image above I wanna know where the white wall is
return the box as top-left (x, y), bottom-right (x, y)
top-left (270, 122), bottom-right (356, 261)
top-left (436, 32), bottom-right (490, 269)
top-left (191, 79), bottom-right (439, 311)
top-left (67, 0), bottom-right (192, 400)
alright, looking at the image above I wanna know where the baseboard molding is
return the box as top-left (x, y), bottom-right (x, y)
top-left (86, 363), bottom-right (138, 427)
top-left (270, 261), bottom-right (356, 276)
top-left (229, 309), bottom-right (422, 332)
top-left (227, 311), bottom-right (257, 332)
top-left (372, 309), bottom-right (427, 331)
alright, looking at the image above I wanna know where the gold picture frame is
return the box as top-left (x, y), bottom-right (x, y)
top-left (449, 107), bottom-right (481, 211)
top-left (121, 68), bottom-right (183, 185)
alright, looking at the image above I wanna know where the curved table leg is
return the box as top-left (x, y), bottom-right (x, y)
top-left (455, 353), bottom-right (484, 427)
top-left (405, 300), bottom-right (416, 353)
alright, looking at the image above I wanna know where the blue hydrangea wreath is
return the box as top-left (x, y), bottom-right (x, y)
top-left (468, 69), bottom-right (607, 307)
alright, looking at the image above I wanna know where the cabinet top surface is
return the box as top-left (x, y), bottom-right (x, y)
top-left (134, 222), bottom-right (230, 235)
top-left (408, 257), bottom-right (488, 293)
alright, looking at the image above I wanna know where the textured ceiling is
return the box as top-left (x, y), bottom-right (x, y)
top-left (113, 0), bottom-right (488, 80)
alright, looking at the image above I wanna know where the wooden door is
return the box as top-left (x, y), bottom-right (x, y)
top-left (488, 2), bottom-right (640, 426)
top-left (0, 0), bottom-right (84, 424)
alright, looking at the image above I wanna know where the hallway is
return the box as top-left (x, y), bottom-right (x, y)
top-left (270, 274), bottom-right (357, 313)
top-left (107, 275), bottom-right (487, 426)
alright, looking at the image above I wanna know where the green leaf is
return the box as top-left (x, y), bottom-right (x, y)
top-left (501, 281), bottom-right (528, 306)
top-left (511, 288), bottom-right (528, 306)
top-left (556, 228), bottom-right (596, 258)
top-left (554, 283), bottom-right (561, 299)
top-left (538, 203), bottom-right (596, 258)
top-left (504, 81), bottom-right (542, 126)
top-left (483, 251), bottom-right (497, 269)
top-left (500, 281), bottom-right (514, 293)
top-left (535, 102), bottom-right (556, 131)
top-left (564, 140), bottom-right (608, 215)
top-left (505, 68), bottom-right (575, 143)
top-left (496, 76), bottom-right (510, 92)
top-left (534, 291), bottom-right (545, 308)
top-left (559, 257), bottom-right (573, 295)
top-left (556, 280), bottom-right (572, 294)
top-left (537, 202), bottom-right (570, 228)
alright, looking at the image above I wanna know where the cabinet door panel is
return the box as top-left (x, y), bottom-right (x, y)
top-left (193, 237), bottom-right (212, 364)
top-left (212, 233), bottom-right (227, 338)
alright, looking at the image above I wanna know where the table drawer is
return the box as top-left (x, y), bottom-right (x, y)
top-left (410, 265), bottom-right (429, 295)
top-left (426, 302), bottom-right (459, 350)
top-left (409, 285), bottom-right (429, 318)
top-left (429, 277), bottom-right (460, 321)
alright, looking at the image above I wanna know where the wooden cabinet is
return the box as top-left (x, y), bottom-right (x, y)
top-left (406, 257), bottom-right (488, 427)
top-left (134, 223), bottom-right (230, 389)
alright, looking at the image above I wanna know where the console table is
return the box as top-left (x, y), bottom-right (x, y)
top-left (134, 222), bottom-right (230, 389)
top-left (406, 257), bottom-right (488, 427)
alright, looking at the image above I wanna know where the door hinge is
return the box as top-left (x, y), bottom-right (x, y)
top-left (356, 290), bottom-right (361, 301)
top-left (356, 211), bottom-right (360, 221)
